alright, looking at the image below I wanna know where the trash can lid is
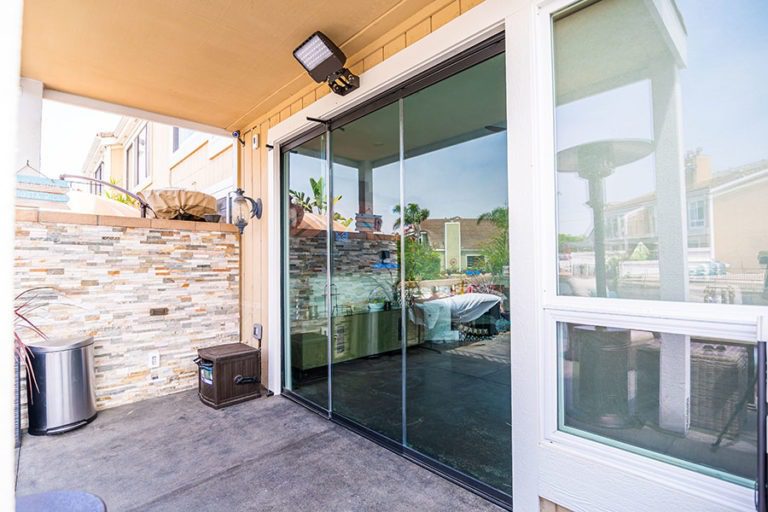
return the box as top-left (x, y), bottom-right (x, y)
top-left (26, 336), bottom-right (95, 354)
top-left (198, 342), bottom-right (258, 361)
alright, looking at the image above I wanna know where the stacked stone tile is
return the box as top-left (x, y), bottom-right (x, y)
top-left (288, 229), bottom-right (399, 319)
top-left (14, 209), bottom-right (240, 428)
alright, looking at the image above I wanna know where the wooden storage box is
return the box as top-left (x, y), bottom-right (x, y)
top-left (196, 343), bottom-right (262, 409)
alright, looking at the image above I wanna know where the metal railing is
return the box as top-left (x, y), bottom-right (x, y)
top-left (59, 174), bottom-right (154, 218)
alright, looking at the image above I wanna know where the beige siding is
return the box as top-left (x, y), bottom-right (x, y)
top-left (713, 179), bottom-right (768, 271)
top-left (169, 140), bottom-right (233, 192)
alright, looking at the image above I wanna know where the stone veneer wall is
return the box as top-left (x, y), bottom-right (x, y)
top-left (14, 209), bottom-right (240, 429)
top-left (288, 228), bottom-right (399, 321)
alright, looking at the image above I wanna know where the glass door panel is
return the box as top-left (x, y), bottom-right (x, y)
top-left (283, 133), bottom-right (329, 409)
top-left (402, 53), bottom-right (512, 494)
top-left (330, 102), bottom-right (403, 441)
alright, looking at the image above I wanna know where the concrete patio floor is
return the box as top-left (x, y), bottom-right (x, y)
top-left (15, 389), bottom-right (501, 511)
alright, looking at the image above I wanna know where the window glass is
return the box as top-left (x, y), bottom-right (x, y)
top-left (404, 52), bottom-right (511, 495)
top-left (554, 0), bottom-right (768, 305)
top-left (173, 127), bottom-right (196, 152)
top-left (137, 126), bottom-right (148, 182)
top-left (94, 163), bottom-right (103, 195)
top-left (559, 321), bottom-right (757, 485)
top-left (125, 142), bottom-right (134, 188)
top-left (283, 133), bottom-right (329, 409)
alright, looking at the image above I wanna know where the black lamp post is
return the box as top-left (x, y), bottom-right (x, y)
top-left (232, 188), bottom-right (262, 235)
top-left (557, 139), bottom-right (654, 297)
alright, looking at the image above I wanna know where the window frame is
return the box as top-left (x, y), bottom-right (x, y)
top-left (136, 124), bottom-right (149, 186)
top-left (535, 0), bottom-right (761, 509)
top-left (688, 198), bottom-right (706, 229)
top-left (93, 162), bottom-right (103, 195)
top-left (125, 141), bottom-right (134, 189)
top-left (170, 126), bottom-right (207, 167)
top-left (124, 123), bottom-right (151, 191)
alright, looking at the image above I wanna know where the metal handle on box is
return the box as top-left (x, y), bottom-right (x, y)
top-left (234, 375), bottom-right (258, 385)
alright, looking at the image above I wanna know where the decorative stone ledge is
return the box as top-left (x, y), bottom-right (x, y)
top-left (16, 207), bottom-right (239, 233)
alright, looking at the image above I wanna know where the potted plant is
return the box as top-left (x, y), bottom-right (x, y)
top-left (367, 296), bottom-right (386, 312)
top-left (14, 288), bottom-right (50, 447)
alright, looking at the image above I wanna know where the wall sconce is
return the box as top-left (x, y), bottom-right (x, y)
top-left (231, 188), bottom-right (262, 235)
top-left (293, 31), bottom-right (359, 96)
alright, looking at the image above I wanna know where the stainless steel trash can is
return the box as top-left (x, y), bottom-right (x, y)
top-left (26, 337), bottom-right (97, 435)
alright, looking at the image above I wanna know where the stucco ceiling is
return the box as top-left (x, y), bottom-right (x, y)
top-left (21, 0), bottom-right (435, 130)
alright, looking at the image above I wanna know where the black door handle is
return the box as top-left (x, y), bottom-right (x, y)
top-left (756, 340), bottom-right (766, 512)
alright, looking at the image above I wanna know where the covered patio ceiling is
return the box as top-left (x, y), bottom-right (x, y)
top-left (21, 0), bottom-right (436, 131)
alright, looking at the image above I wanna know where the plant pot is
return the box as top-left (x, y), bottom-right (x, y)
top-left (355, 213), bottom-right (382, 232)
top-left (367, 303), bottom-right (385, 312)
top-left (289, 202), bottom-right (305, 229)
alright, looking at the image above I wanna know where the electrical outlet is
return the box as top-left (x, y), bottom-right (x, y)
top-left (253, 323), bottom-right (262, 340)
top-left (252, 134), bottom-right (259, 149)
top-left (148, 351), bottom-right (160, 369)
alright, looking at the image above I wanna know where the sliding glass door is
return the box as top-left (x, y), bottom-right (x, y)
top-left (330, 102), bottom-right (403, 442)
top-left (282, 36), bottom-right (511, 503)
top-left (283, 132), bottom-right (329, 409)
top-left (403, 51), bottom-right (511, 494)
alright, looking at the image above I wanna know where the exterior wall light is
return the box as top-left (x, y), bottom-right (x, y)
top-left (231, 188), bottom-right (262, 235)
top-left (293, 31), bottom-right (359, 96)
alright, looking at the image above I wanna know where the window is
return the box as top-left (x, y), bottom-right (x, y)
top-left (216, 196), bottom-right (230, 221)
top-left (550, 0), bottom-right (768, 491)
top-left (126, 126), bottom-right (149, 188)
top-left (558, 321), bottom-right (756, 486)
top-left (466, 255), bottom-right (485, 268)
top-left (172, 127), bottom-right (195, 152)
top-left (125, 142), bottom-right (134, 188)
top-left (688, 199), bottom-right (706, 229)
top-left (92, 162), bottom-right (103, 195)
top-left (137, 126), bottom-right (148, 182)
top-left (554, 0), bottom-right (768, 306)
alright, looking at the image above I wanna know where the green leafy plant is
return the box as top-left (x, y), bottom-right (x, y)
top-left (402, 237), bottom-right (442, 281)
top-left (334, 212), bottom-right (353, 227)
top-left (558, 233), bottom-right (586, 253)
top-left (105, 177), bottom-right (138, 207)
top-left (478, 206), bottom-right (509, 275)
top-left (289, 190), bottom-right (312, 211)
top-left (629, 241), bottom-right (650, 261)
top-left (392, 203), bottom-right (430, 234)
top-left (289, 177), bottom-right (353, 226)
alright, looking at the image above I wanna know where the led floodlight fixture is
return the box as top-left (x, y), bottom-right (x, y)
top-left (293, 31), bottom-right (359, 96)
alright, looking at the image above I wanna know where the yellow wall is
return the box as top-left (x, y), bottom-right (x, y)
top-left (107, 145), bottom-right (124, 186)
top-left (713, 178), bottom-right (768, 271)
top-left (236, 0), bottom-right (485, 385)
top-left (146, 123), bottom-right (171, 190)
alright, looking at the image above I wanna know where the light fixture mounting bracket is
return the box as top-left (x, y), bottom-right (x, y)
top-left (327, 67), bottom-right (359, 96)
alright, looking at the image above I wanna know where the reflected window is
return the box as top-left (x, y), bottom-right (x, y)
top-left (688, 199), bottom-right (706, 229)
top-left (554, 0), bottom-right (768, 305)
